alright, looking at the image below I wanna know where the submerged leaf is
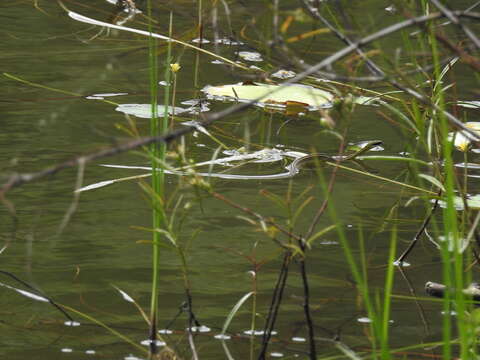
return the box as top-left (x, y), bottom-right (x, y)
top-left (0, 282), bottom-right (48, 302)
top-left (115, 104), bottom-right (188, 118)
top-left (203, 83), bottom-right (334, 109)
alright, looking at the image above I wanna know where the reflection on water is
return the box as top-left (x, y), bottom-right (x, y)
top-left (2, 0), bottom-right (479, 359)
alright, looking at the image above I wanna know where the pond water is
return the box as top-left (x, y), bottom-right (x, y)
top-left (1, 1), bottom-right (479, 359)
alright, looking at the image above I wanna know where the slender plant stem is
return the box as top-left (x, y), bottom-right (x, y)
top-left (147, 0), bottom-right (167, 354)
top-left (428, 15), bottom-right (454, 359)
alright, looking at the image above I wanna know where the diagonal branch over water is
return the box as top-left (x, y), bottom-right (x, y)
top-left (2, 9), bottom-right (479, 196)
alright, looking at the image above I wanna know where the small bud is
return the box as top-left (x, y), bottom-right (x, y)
top-left (170, 63), bottom-right (181, 73)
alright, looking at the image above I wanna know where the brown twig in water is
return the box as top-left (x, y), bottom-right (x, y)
top-left (397, 266), bottom-right (431, 335)
top-left (258, 252), bottom-right (291, 360)
top-left (396, 191), bottom-right (441, 264)
top-left (297, 139), bottom-right (348, 360)
top-left (297, 241), bottom-right (317, 360)
top-left (0, 270), bottom-right (74, 322)
top-left (56, 158), bottom-right (85, 235)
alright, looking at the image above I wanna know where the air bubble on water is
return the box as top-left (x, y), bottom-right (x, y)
top-left (188, 325), bottom-right (211, 333)
top-left (357, 317), bottom-right (372, 323)
top-left (243, 329), bottom-right (277, 336)
top-left (64, 321), bottom-right (81, 327)
top-left (292, 337), bottom-right (306, 342)
top-left (192, 38), bottom-right (210, 44)
top-left (140, 339), bottom-right (166, 347)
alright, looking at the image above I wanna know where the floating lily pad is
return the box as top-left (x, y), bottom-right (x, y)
top-left (203, 83), bottom-right (334, 108)
top-left (115, 104), bottom-right (188, 118)
top-left (271, 70), bottom-right (296, 79)
top-left (86, 92), bottom-right (128, 100)
top-left (237, 51), bottom-right (263, 62)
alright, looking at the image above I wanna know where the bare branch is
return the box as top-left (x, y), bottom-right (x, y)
top-left (2, 10), bottom-right (480, 198)
top-left (430, 0), bottom-right (480, 50)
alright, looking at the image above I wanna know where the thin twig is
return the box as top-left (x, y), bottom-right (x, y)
top-left (298, 139), bottom-right (350, 360)
top-left (299, 3), bottom-right (480, 135)
top-left (396, 191), bottom-right (441, 264)
top-left (397, 266), bottom-right (431, 335)
top-left (304, 143), bottom-right (345, 240)
top-left (298, 242), bottom-right (317, 360)
top-left (0, 270), bottom-right (73, 322)
top-left (429, 0), bottom-right (480, 50)
top-left (186, 288), bottom-right (199, 360)
top-left (56, 158), bottom-right (85, 235)
top-left (258, 252), bottom-right (291, 360)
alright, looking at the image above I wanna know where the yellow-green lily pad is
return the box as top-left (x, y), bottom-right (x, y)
top-left (115, 104), bottom-right (188, 118)
top-left (202, 83), bottom-right (334, 109)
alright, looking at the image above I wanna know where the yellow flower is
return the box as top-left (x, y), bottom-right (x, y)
top-left (170, 63), bottom-right (181, 73)
top-left (449, 122), bottom-right (480, 152)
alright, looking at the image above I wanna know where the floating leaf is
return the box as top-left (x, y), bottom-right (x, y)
top-left (86, 92), bottom-right (128, 100)
top-left (237, 51), bottom-right (263, 62)
top-left (203, 83), bottom-right (334, 109)
top-left (115, 104), bottom-right (188, 118)
top-left (271, 70), bottom-right (296, 79)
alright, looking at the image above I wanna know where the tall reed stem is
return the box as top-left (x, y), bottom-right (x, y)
top-left (147, 1), bottom-right (171, 354)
